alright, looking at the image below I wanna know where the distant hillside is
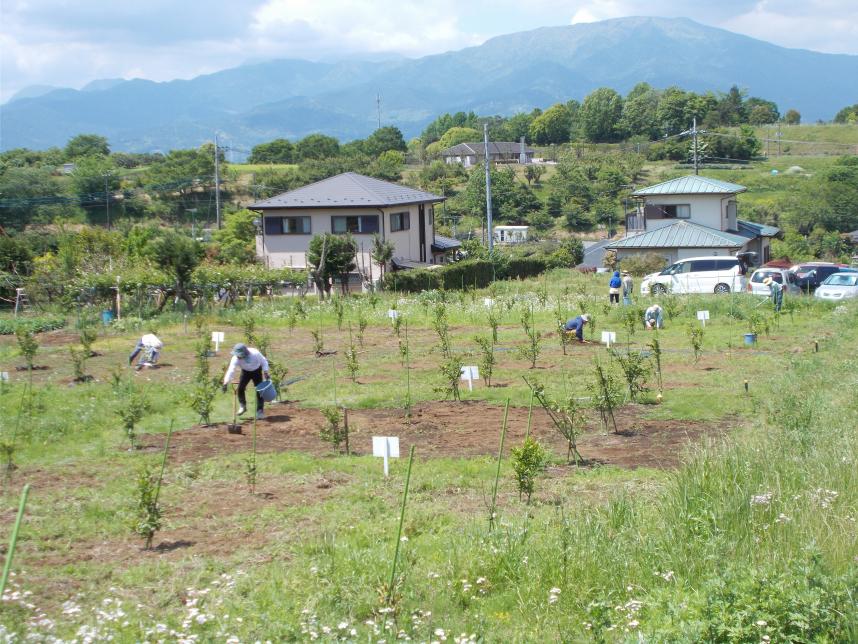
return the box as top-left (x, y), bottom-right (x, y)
top-left (2, 16), bottom-right (857, 154)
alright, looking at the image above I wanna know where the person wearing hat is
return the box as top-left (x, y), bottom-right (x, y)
top-left (128, 332), bottom-right (163, 369)
top-left (763, 276), bottom-right (783, 312)
top-left (563, 314), bottom-right (590, 342)
top-left (621, 271), bottom-right (634, 305)
top-left (222, 343), bottom-right (270, 419)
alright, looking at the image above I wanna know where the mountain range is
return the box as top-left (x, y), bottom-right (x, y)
top-left (2, 16), bottom-right (856, 156)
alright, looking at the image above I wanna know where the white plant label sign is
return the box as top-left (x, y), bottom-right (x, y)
top-left (0, 372), bottom-right (9, 382)
top-left (483, 298), bottom-right (494, 307)
top-left (372, 436), bottom-right (400, 476)
top-left (211, 331), bottom-right (225, 351)
top-left (697, 310), bottom-right (710, 327)
top-left (460, 365), bottom-right (480, 391)
top-left (601, 331), bottom-right (617, 347)
top-left (387, 309), bottom-right (399, 321)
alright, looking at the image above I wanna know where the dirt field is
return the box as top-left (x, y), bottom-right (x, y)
top-left (138, 400), bottom-right (729, 469)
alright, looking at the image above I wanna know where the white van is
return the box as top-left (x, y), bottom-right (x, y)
top-left (640, 256), bottom-right (744, 295)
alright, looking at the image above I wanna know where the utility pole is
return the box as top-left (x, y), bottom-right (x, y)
top-left (483, 123), bottom-right (494, 254)
top-left (103, 173), bottom-right (110, 230)
top-left (214, 134), bottom-right (221, 229)
top-left (776, 126), bottom-right (782, 157)
top-left (692, 117), bottom-right (699, 175)
top-left (376, 93), bottom-right (382, 130)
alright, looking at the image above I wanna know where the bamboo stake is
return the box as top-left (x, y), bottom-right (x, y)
top-left (0, 484), bottom-right (31, 597)
top-left (386, 445), bottom-right (415, 605)
top-left (152, 420), bottom-right (174, 508)
top-left (404, 321), bottom-right (412, 418)
top-left (525, 389), bottom-right (534, 440)
top-left (489, 399), bottom-right (510, 531)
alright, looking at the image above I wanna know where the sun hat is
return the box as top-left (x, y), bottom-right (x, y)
top-left (763, 277), bottom-right (773, 285)
top-left (581, 314), bottom-right (590, 322)
top-left (232, 343), bottom-right (249, 358)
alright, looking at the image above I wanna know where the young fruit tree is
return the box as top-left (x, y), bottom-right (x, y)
top-left (518, 305), bottom-right (542, 369)
top-left (116, 387), bottom-right (150, 449)
top-left (609, 349), bottom-right (651, 401)
top-left (473, 335), bottom-right (496, 387)
top-left (510, 437), bottom-right (548, 504)
top-left (15, 327), bottom-right (38, 372)
top-left (524, 377), bottom-right (586, 465)
top-left (589, 361), bottom-right (622, 434)
top-left (188, 334), bottom-right (218, 425)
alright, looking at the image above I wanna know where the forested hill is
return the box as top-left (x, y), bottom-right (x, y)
top-left (2, 16), bottom-right (857, 153)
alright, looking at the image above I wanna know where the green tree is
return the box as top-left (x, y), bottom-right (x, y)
top-left (427, 127), bottom-right (482, 156)
top-left (528, 103), bottom-right (573, 145)
top-left (834, 104), bottom-right (858, 124)
top-left (655, 86), bottom-right (692, 135)
top-left (462, 166), bottom-right (540, 223)
top-left (371, 234), bottom-right (394, 281)
top-left (64, 134), bottom-right (110, 159)
top-left (0, 166), bottom-right (65, 229)
top-left (580, 88), bottom-right (624, 142)
top-left (620, 83), bottom-right (660, 139)
top-left (307, 233), bottom-right (357, 297)
top-left (251, 167), bottom-right (304, 199)
top-left (368, 150), bottom-right (405, 181)
top-left (745, 97), bottom-right (779, 125)
top-left (784, 109), bottom-right (801, 125)
top-left (420, 111), bottom-right (479, 145)
top-left (147, 231), bottom-right (205, 310)
top-left (248, 138), bottom-right (295, 164)
top-left (364, 126), bottom-right (408, 156)
top-left (296, 134), bottom-right (340, 160)
top-left (144, 145), bottom-right (217, 220)
top-left (213, 209), bottom-right (258, 264)
top-left (68, 156), bottom-right (120, 224)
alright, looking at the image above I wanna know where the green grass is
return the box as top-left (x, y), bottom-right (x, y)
top-left (0, 272), bottom-right (856, 641)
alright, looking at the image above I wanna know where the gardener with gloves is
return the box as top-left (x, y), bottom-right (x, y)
top-left (128, 332), bottom-right (163, 368)
top-left (763, 277), bottom-right (783, 312)
top-left (563, 314), bottom-right (590, 342)
top-left (222, 343), bottom-right (270, 419)
top-left (608, 270), bottom-right (622, 304)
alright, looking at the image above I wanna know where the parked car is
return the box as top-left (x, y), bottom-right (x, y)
top-left (747, 267), bottom-right (800, 296)
top-left (640, 256), bottom-right (743, 295)
top-left (789, 262), bottom-right (841, 279)
top-left (813, 272), bottom-right (858, 301)
top-left (793, 265), bottom-right (856, 293)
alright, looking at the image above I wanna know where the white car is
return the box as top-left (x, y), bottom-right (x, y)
top-left (640, 256), bottom-right (744, 296)
top-left (747, 267), bottom-right (801, 296)
top-left (813, 273), bottom-right (858, 301)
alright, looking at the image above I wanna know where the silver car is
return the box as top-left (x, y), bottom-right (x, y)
top-left (747, 267), bottom-right (800, 296)
top-left (814, 273), bottom-right (858, 301)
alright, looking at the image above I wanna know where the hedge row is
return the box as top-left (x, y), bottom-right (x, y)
top-left (0, 315), bottom-right (66, 335)
top-left (382, 256), bottom-right (550, 293)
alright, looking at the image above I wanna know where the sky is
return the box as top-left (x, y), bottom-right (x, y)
top-left (2, 0), bottom-right (858, 103)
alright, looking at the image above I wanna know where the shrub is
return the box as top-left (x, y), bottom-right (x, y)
top-left (319, 406), bottom-right (349, 453)
top-left (15, 327), bottom-right (38, 370)
top-left (0, 315), bottom-right (66, 335)
top-left (510, 437), bottom-right (547, 504)
top-left (619, 253), bottom-right (668, 276)
top-left (131, 464), bottom-right (162, 549)
top-left (116, 388), bottom-right (149, 448)
top-left (473, 335), bottom-right (495, 386)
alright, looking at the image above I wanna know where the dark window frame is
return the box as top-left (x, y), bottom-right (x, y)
top-left (390, 211), bottom-right (410, 232)
top-left (264, 215), bottom-right (311, 235)
top-left (331, 214), bottom-right (379, 235)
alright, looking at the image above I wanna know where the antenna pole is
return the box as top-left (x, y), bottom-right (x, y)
top-left (376, 93), bottom-right (382, 130)
top-left (484, 123), bottom-right (493, 254)
top-left (214, 134), bottom-right (221, 229)
top-left (693, 117), bottom-right (699, 175)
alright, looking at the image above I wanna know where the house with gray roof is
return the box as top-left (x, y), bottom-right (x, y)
top-left (607, 175), bottom-right (779, 264)
top-left (442, 140), bottom-right (534, 167)
top-left (249, 172), bottom-right (458, 286)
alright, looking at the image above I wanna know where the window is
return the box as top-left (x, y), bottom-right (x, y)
top-left (660, 204), bottom-right (691, 219)
top-left (264, 216), bottom-right (311, 235)
top-left (714, 258), bottom-right (739, 271)
top-left (690, 260), bottom-right (717, 272)
top-left (390, 211), bottom-right (410, 232)
top-left (331, 215), bottom-right (379, 234)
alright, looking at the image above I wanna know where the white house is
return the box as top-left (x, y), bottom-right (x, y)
top-left (607, 176), bottom-right (779, 264)
top-left (493, 225), bottom-right (529, 244)
top-left (249, 173), bottom-right (458, 284)
top-left (442, 140), bottom-right (535, 167)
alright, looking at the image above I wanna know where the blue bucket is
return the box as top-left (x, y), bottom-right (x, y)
top-left (744, 333), bottom-right (757, 346)
top-left (255, 379), bottom-right (277, 402)
top-left (101, 310), bottom-right (114, 325)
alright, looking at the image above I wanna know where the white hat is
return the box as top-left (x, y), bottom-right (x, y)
top-left (581, 314), bottom-right (590, 322)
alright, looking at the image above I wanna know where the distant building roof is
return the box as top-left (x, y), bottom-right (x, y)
top-left (250, 172), bottom-right (444, 209)
top-left (633, 175), bottom-right (747, 196)
top-left (606, 220), bottom-right (749, 250)
top-left (737, 219), bottom-right (780, 238)
top-left (442, 141), bottom-right (535, 156)
top-left (431, 235), bottom-right (461, 252)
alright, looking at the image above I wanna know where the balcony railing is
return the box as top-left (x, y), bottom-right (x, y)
top-left (626, 215), bottom-right (646, 232)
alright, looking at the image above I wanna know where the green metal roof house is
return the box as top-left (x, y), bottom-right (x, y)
top-left (607, 175), bottom-right (778, 264)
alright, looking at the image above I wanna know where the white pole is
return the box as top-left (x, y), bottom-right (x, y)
top-left (384, 439), bottom-right (390, 477)
top-left (215, 134), bottom-right (221, 230)
top-left (467, 372), bottom-right (473, 392)
top-left (484, 124), bottom-right (493, 254)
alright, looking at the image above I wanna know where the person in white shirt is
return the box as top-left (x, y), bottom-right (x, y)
top-left (129, 333), bottom-right (163, 368)
top-left (222, 343), bottom-right (270, 419)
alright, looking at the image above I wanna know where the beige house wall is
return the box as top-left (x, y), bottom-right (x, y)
top-left (639, 194), bottom-right (738, 231)
top-left (255, 204), bottom-right (437, 280)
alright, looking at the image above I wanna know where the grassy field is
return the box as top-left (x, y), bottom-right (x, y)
top-left (1, 272), bottom-right (856, 641)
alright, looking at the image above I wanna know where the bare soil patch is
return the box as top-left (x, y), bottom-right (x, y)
top-left (138, 400), bottom-right (730, 470)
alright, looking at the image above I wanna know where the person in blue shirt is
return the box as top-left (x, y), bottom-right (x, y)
top-left (608, 270), bottom-right (622, 304)
top-left (563, 314), bottom-right (590, 342)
